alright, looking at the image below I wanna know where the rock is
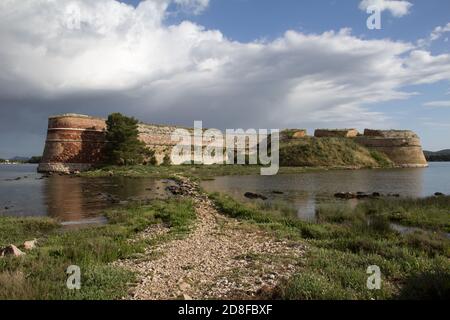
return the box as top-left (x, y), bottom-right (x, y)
top-left (14, 177), bottom-right (21, 181)
top-left (181, 294), bottom-right (193, 300)
top-left (334, 192), bottom-right (357, 199)
top-left (127, 288), bottom-right (137, 297)
top-left (108, 171), bottom-right (114, 177)
top-left (0, 245), bottom-right (25, 257)
top-left (272, 191), bottom-right (284, 195)
top-left (388, 193), bottom-right (400, 198)
top-left (244, 192), bottom-right (268, 200)
top-left (166, 186), bottom-right (183, 195)
top-left (372, 192), bottom-right (381, 198)
top-left (4, 206), bottom-right (9, 210)
top-left (434, 192), bottom-right (445, 197)
top-left (98, 192), bottom-right (119, 203)
top-left (179, 281), bottom-right (191, 291)
top-left (23, 239), bottom-right (38, 251)
top-left (256, 285), bottom-right (274, 298)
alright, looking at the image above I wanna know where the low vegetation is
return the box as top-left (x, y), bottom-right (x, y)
top-left (82, 164), bottom-right (369, 181)
top-left (209, 193), bottom-right (450, 300)
top-left (0, 199), bottom-right (196, 300)
top-left (279, 137), bottom-right (392, 168)
top-left (358, 196), bottom-right (450, 233)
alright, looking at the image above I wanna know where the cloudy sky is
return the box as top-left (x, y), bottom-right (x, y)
top-left (0, 0), bottom-right (449, 158)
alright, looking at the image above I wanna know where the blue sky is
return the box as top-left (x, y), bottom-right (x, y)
top-left (122, 0), bottom-right (449, 151)
top-left (124, 0), bottom-right (449, 47)
top-left (127, 0), bottom-right (449, 150)
top-left (0, 0), bottom-right (449, 157)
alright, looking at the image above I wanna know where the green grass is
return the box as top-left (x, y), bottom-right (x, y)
top-left (209, 193), bottom-right (450, 300)
top-left (81, 137), bottom-right (393, 180)
top-left (81, 164), bottom-right (337, 180)
top-left (0, 199), bottom-right (196, 300)
top-left (357, 196), bottom-right (450, 233)
top-left (0, 217), bottom-right (59, 245)
top-left (279, 137), bottom-right (393, 168)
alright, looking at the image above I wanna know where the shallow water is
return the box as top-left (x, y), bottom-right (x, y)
top-left (0, 164), bottom-right (173, 223)
top-left (201, 163), bottom-right (450, 221)
top-left (1, 163), bottom-right (449, 224)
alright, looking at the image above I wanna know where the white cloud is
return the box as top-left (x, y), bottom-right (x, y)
top-left (359, 0), bottom-right (412, 17)
top-left (423, 101), bottom-right (450, 108)
top-left (418, 22), bottom-right (450, 47)
top-left (0, 0), bottom-right (449, 132)
top-left (174, 0), bottom-right (210, 14)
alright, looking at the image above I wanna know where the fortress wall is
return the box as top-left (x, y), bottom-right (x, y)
top-left (38, 115), bottom-right (428, 172)
top-left (363, 129), bottom-right (418, 139)
top-left (292, 130), bottom-right (307, 138)
top-left (139, 124), bottom-right (260, 164)
top-left (355, 130), bottom-right (428, 168)
top-left (315, 129), bottom-right (359, 138)
top-left (39, 115), bottom-right (258, 171)
top-left (48, 115), bottom-right (106, 131)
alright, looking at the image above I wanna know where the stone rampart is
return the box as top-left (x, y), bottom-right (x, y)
top-left (38, 115), bottom-right (428, 172)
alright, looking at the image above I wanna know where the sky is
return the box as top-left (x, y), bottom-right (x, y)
top-left (0, 0), bottom-right (449, 158)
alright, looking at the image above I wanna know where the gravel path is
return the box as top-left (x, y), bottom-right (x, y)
top-left (116, 178), bottom-right (305, 300)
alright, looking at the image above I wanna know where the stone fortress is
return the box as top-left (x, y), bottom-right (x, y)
top-left (38, 114), bottom-right (428, 173)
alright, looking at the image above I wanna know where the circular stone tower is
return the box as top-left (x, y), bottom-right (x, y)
top-left (38, 114), bottom-right (107, 173)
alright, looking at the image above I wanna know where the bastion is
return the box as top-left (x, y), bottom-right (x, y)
top-left (38, 114), bottom-right (107, 173)
top-left (355, 130), bottom-right (428, 168)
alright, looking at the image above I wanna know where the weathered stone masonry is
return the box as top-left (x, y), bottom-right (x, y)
top-left (355, 129), bottom-right (428, 168)
top-left (38, 114), bottom-right (428, 173)
top-left (38, 114), bottom-right (107, 173)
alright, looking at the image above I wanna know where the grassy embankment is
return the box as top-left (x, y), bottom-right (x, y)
top-left (279, 137), bottom-right (392, 168)
top-left (209, 193), bottom-right (450, 300)
top-left (0, 199), bottom-right (196, 300)
top-left (82, 137), bottom-right (393, 180)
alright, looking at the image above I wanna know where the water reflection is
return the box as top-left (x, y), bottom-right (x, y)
top-left (44, 175), bottom-right (171, 222)
top-left (1, 163), bottom-right (450, 223)
top-left (0, 164), bottom-right (173, 222)
top-left (201, 165), bottom-right (450, 221)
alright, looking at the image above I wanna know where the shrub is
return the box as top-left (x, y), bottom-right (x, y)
top-left (105, 113), bottom-right (149, 166)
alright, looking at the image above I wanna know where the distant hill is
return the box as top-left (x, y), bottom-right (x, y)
top-left (424, 150), bottom-right (450, 162)
top-left (4, 156), bottom-right (42, 163)
top-left (9, 156), bottom-right (30, 162)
